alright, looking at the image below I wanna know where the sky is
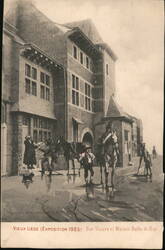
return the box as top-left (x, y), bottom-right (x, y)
top-left (5, 0), bottom-right (164, 154)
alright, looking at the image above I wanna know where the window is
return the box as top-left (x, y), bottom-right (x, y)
top-left (106, 64), bottom-right (109, 75)
top-left (32, 81), bottom-right (37, 96)
top-left (85, 82), bottom-right (93, 111)
top-left (25, 64), bottom-right (31, 77)
top-left (73, 46), bottom-right (77, 59)
top-left (39, 130), bottom-right (42, 141)
top-left (86, 56), bottom-right (89, 69)
top-left (32, 67), bottom-right (37, 80)
top-left (25, 78), bottom-right (31, 94)
top-left (72, 90), bottom-right (79, 106)
top-left (46, 75), bottom-right (50, 86)
top-left (72, 74), bottom-right (79, 106)
top-left (40, 85), bottom-right (45, 99)
top-left (40, 72), bottom-right (50, 85)
top-left (32, 116), bottom-right (52, 142)
top-left (25, 63), bottom-right (38, 96)
top-left (46, 88), bottom-right (50, 101)
top-left (80, 51), bottom-right (83, 64)
top-left (72, 74), bottom-right (75, 89)
top-left (33, 117), bottom-right (38, 128)
top-left (33, 130), bottom-right (38, 143)
top-left (22, 115), bottom-right (31, 135)
top-left (40, 72), bottom-right (45, 83)
top-left (124, 130), bottom-right (129, 141)
top-left (40, 71), bottom-right (51, 101)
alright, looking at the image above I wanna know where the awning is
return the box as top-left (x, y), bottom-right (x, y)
top-left (72, 117), bottom-right (84, 124)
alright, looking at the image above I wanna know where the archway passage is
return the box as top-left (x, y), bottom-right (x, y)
top-left (82, 132), bottom-right (93, 147)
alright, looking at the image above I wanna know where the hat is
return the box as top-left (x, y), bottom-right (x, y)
top-left (84, 145), bottom-right (92, 151)
top-left (25, 135), bottom-right (31, 139)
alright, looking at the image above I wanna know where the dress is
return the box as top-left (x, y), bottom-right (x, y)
top-left (23, 139), bottom-right (37, 166)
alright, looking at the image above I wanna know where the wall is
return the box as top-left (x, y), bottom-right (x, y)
top-left (103, 50), bottom-right (116, 116)
top-left (54, 68), bottom-right (66, 139)
top-left (67, 39), bottom-right (94, 83)
top-left (122, 121), bottom-right (132, 167)
top-left (2, 33), bottom-right (20, 175)
top-left (67, 104), bottom-right (94, 142)
top-left (67, 38), bottom-right (96, 142)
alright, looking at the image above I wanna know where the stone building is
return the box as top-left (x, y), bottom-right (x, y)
top-left (2, 0), bottom-right (143, 175)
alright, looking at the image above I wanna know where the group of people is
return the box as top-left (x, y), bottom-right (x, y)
top-left (22, 124), bottom-right (157, 187)
top-left (22, 122), bottom-right (120, 188)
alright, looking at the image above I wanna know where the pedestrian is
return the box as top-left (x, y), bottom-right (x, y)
top-left (79, 146), bottom-right (95, 184)
top-left (144, 150), bottom-right (152, 180)
top-left (152, 146), bottom-right (157, 159)
top-left (137, 142), bottom-right (146, 175)
top-left (23, 135), bottom-right (37, 171)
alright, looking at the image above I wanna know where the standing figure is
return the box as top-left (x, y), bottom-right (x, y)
top-left (95, 137), bottom-right (105, 184)
top-left (79, 146), bottom-right (95, 184)
top-left (144, 150), bottom-right (152, 180)
top-left (23, 136), bottom-right (37, 170)
top-left (137, 142), bottom-right (146, 175)
top-left (152, 146), bottom-right (157, 159)
top-left (59, 137), bottom-right (76, 175)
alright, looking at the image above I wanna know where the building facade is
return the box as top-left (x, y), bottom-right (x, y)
top-left (2, 0), bottom-right (143, 175)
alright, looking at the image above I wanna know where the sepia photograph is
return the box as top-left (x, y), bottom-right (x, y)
top-left (1, 0), bottom-right (164, 248)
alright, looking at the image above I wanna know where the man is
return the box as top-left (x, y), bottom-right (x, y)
top-left (137, 142), bottom-right (146, 175)
top-left (144, 150), bottom-right (152, 180)
top-left (152, 146), bottom-right (157, 159)
top-left (79, 146), bottom-right (95, 184)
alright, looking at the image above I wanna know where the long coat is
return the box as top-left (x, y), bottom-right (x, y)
top-left (23, 139), bottom-right (37, 165)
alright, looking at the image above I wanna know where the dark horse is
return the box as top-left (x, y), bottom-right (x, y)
top-left (58, 137), bottom-right (85, 176)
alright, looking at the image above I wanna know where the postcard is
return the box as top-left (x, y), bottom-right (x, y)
top-left (1, 0), bottom-right (164, 248)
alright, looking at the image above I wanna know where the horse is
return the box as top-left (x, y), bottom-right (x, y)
top-left (58, 137), bottom-right (86, 176)
top-left (96, 131), bottom-right (119, 196)
top-left (58, 137), bottom-right (79, 175)
top-left (37, 139), bottom-right (60, 178)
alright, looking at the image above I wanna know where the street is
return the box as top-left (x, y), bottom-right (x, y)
top-left (2, 156), bottom-right (164, 222)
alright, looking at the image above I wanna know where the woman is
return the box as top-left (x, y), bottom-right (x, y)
top-left (23, 136), bottom-right (37, 169)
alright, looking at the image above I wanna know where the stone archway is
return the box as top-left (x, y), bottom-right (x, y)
top-left (81, 128), bottom-right (94, 147)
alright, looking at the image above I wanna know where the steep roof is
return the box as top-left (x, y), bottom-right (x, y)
top-left (4, 0), bottom-right (70, 64)
top-left (64, 19), bottom-right (103, 44)
top-left (103, 96), bottom-right (133, 123)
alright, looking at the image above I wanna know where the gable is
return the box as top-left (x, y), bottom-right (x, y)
top-left (64, 19), bottom-right (103, 44)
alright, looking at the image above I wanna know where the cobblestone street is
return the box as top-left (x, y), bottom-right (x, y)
top-left (2, 156), bottom-right (163, 222)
